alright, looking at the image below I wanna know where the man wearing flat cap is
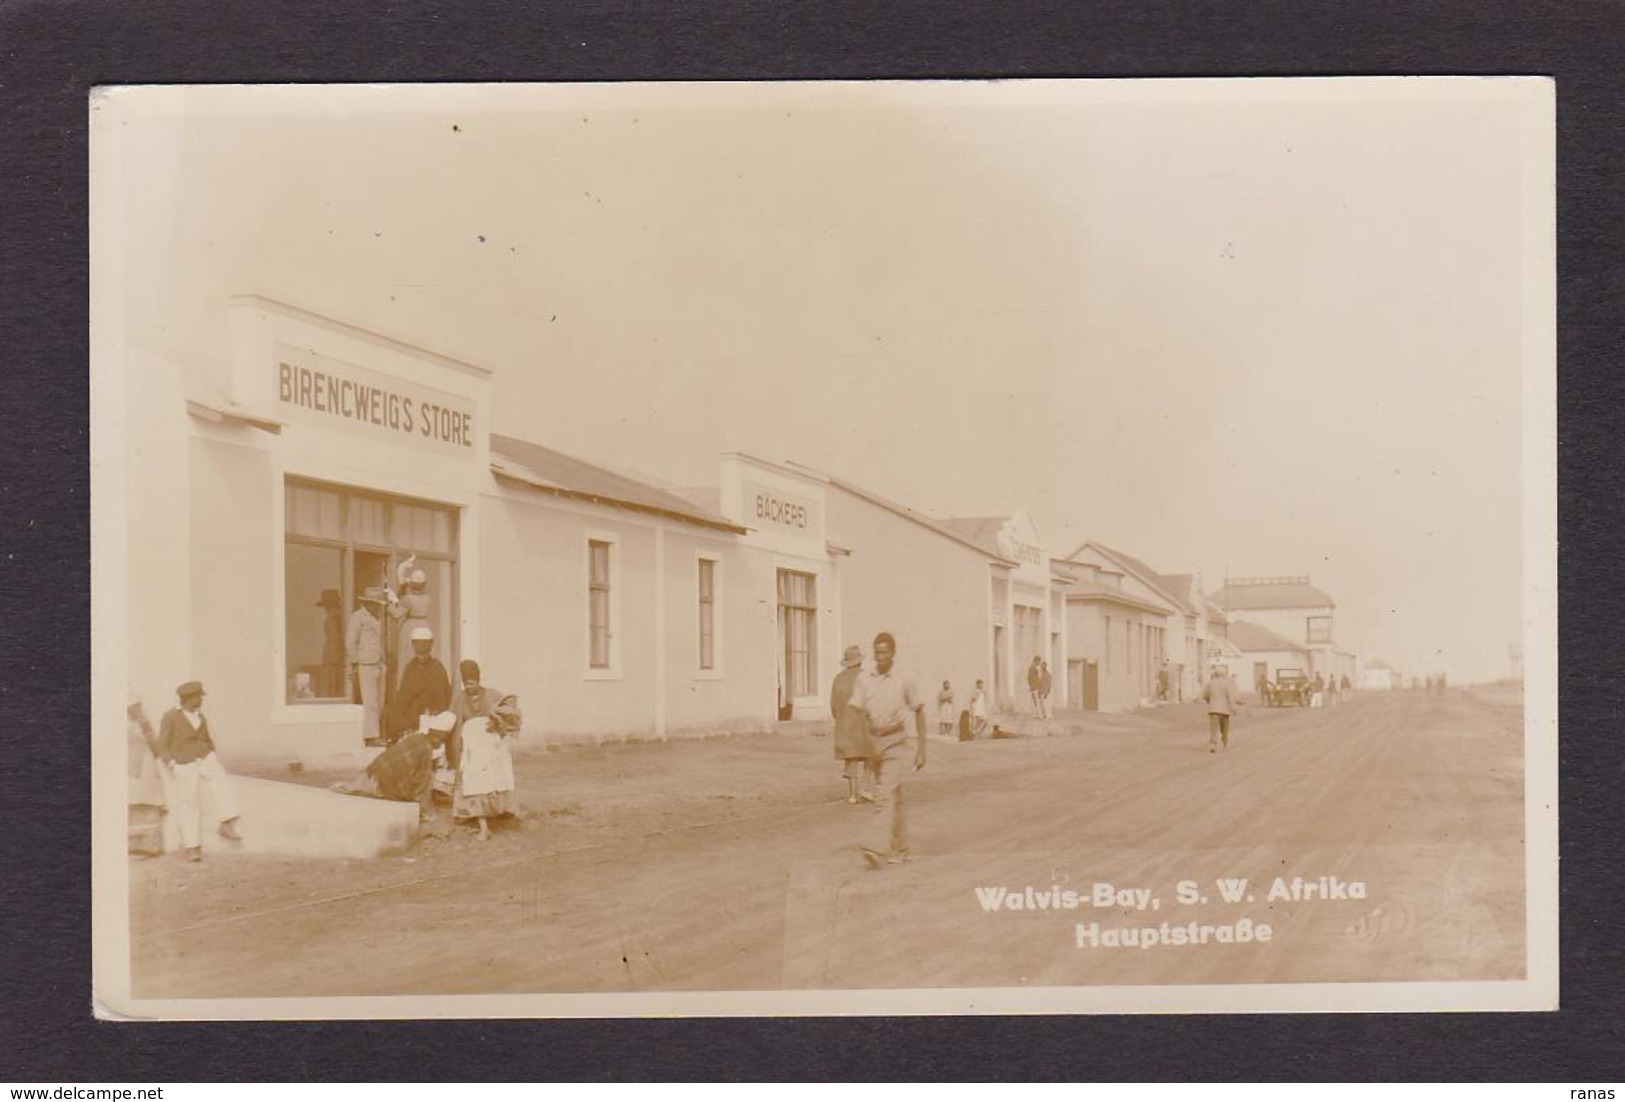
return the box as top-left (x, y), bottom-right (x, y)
top-left (156, 680), bottom-right (242, 861)
top-left (388, 625), bottom-right (451, 743)
top-left (347, 587), bottom-right (388, 745)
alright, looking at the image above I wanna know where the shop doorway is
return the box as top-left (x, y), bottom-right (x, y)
top-left (776, 569), bottom-right (817, 720)
top-left (1080, 660), bottom-right (1100, 711)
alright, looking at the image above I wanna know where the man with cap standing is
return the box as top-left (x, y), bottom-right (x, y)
top-left (347, 587), bottom-right (388, 745)
top-left (156, 681), bottom-right (242, 861)
top-left (389, 626), bottom-right (451, 743)
top-left (847, 631), bottom-right (927, 869)
top-left (829, 644), bottom-right (873, 804)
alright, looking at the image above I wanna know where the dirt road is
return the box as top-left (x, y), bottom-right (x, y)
top-left (130, 687), bottom-right (1525, 997)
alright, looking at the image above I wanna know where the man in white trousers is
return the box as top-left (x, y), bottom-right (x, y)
top-left (157, 680), bottom-right (243, 861)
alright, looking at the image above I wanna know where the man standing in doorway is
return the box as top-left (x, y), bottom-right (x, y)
top-left (389, 626), bottom-right (451, 743)
top-left (1038, 659), bottom-right (1054, 719)
top-left (847, 632), bottom-right (927, 869)
top-left (157, 681), bottom-right (243, 861)
top-left (1027, 655), bottom-right (1044, 717)
top-left (348, 587), bottom-right (388, 746)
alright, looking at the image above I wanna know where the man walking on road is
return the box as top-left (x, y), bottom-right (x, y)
top-left (847, 631), bottom-right (927, 869)
top-left (1203, 664), bottom-right (1241, 753)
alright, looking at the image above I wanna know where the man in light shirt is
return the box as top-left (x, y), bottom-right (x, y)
top-left (156, 680), bottom-right (243, 861)
top-left (846, 632), bottom-right (927, 869)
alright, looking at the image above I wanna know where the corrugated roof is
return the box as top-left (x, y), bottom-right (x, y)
top-left (1064, 582), bottom-right (1176, 616)
top-left (1226, 621), bottom-right (1308, 654)
top-left (786, 463), bottom-right (1019, 565)
top-left (1210, 578), bottom-right (1336, 611)
top-left (938, 516), bottom-right (1008, 559)
top-left (1072, 541), bottom-right (1193, 615)
top-left (491, 434), bottom-right (745, 534)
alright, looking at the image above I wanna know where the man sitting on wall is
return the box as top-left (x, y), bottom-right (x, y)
top-left (388, 626), bottom-right (451, 743)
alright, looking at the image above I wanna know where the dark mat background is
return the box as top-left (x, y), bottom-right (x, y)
top-left (1, 0), bottom-right (1619, 1083)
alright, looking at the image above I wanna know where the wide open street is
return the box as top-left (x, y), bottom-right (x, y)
top-left (130, 686), bottom-right (1525, 997)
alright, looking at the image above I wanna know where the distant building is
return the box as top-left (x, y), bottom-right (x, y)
top-left (1359, 658), bottom-right (1400, 691)
top-left (1222, 621), bottom-right (1313, 696)
top-left (1209, 575), bottom-right (1357, 684)
top-left (1057, 544), bottom-right (1177, 713)
top-left (1062, 543), bottom-right (1224, 705)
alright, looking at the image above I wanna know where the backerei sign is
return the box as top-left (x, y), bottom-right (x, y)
top-left (274, 344), bottom-right (476, 459)
top-left (743, 479), bottom-right (819, 536)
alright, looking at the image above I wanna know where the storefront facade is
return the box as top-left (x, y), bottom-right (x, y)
top-left (1061, 556), bottom-right (1176, 714)
top-left (120, 295), bottom-right (494, 766)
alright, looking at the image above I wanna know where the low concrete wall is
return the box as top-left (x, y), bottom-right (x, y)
top-left (181, 775), bottom-right (420, 859)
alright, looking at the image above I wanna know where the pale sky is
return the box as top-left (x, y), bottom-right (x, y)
top-left (99, 80), bottom-right (1547, 684)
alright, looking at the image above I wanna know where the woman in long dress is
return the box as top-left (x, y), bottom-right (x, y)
top-left (449, 659), bottom-right (522, 841)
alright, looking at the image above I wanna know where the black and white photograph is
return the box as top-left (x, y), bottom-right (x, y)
top-left (89, 78), bottom-right (1556, 1018)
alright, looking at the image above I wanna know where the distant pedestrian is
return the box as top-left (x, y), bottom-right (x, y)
top-left (1157, 661), bottom-right (1170, 703)
top-left (937, 680), bottom-right (955, 737)
top-left (157, 681), bottom-right (243, 861)
top-left (1038, 661), bottom-right (1054, 718)
top-left (1027, 656), bottom-right (1044, 717)
top-left (1341, 674), bottom-right (1351, 694)
top-left (830, 645), bottom-right (873, 804)
top-left (1311, 672), bottom-right (1326, 708)
top-left (1203, 666), bottom-right (1240, 753)
top-left (847, 632), bottom-right (926, 868)
top-left (969, 678), bottom-right (989, 737)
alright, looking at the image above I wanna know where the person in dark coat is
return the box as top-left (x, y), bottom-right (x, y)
top-left (830, 644), bottom-right (873, 804)
top-left (316, 589), bottom-right (346, 698)
top-left (389, 626), bottom-right (451, 742)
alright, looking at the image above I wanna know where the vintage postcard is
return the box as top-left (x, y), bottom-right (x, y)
top-left (89, 77), bottom-right (1556, 1018)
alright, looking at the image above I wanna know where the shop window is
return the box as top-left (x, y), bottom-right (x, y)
top-left (284, 477), bottom-right (457, 707)
top-left (777, 569), bottom-right (817, 699)
top-left (588, 539), bottom-right (615, 670)
top-left (698, 557), bottom-right (717, 671)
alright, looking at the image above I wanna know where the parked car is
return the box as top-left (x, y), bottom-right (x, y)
top-left (1268, 668), bottom-right (1311, 707)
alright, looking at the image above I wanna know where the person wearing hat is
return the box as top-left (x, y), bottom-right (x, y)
top-left (829, 644), bottom-right (873, 804)
top-left (388, 625), bottom-right (451, 743)
top-left (316, 588), bottom-right (346, 698)
top-left (156, 681), bottom-right (242, 861)
top-left (332, 709), bottom-right (455, 822)
top-left (388, 552), bottom-right (434, 673)
top-left (1203, 663), bottom-right (1242, 753)
top-left (347, 587), bottom-right (389, 745)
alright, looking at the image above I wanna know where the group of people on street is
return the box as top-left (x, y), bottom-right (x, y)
top-left (342, 554), bottom-right (437, 745)
top-left (127, 646), bottom-right (526, 860)
top-left (332, 657), bottom-right (523, 842)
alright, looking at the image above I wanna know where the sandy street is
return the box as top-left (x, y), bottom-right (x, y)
top-left (129, 686), bottom-right (1524, 998)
